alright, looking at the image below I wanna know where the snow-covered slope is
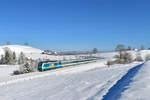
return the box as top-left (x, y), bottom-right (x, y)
top-left (119, 61), bottom-right (150, 100)
top-left (1, 45), bottom-right (150, 61)
top-left (0, 61), bottom-right (140, 100)
top-left (0, 46), bottom-right (4, 55)
top-left (0, 45), bottom-right (43, 60)
top-left (0, 45), bottom-right (42, 54)
top-left (96, 50), bottom-right (150, 60)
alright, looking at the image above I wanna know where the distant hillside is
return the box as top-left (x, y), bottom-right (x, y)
top-left (0, 45), bottom-right (43, 55)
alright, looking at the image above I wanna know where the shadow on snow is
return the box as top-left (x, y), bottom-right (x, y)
top-left (102, 63), bottom-right (144, 100)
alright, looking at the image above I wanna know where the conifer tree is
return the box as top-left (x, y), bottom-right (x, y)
top-left (0, 55), bottom-right (5, 64)
top-left (12, 52), bottom-right (17, 64)
top-left (18, 52), bottom-right (26, 64)
top-left (4, 47), bottom-right (13, 64)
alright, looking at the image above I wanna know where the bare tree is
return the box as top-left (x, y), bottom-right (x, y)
top-left (135, 52), bottom-right (143, 62)
top-left (128, 46), bottom-right (131, 50)
top-left (123, 52), bottom-right (133, 63)
top-left (24, 42), bottom-right (29, 46)
top-left (7, 41), bottom-right (11, 45)
top-left (115, 44), bottom-right (125, 59)
top-left (93, 48), bottom-right (98, 54)
top-left (140, 45), bottom-right (145, 50)
top-left (115, 44), bottom-right (125, 51)
top-left (114, 44), bottom-right (133, 64)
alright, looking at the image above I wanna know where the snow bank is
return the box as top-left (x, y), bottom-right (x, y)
top-left (119, 61), bottom-right (150, 100)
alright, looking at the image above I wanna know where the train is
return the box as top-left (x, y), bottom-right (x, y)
top-left (37, 58), bottom-right (97, 71)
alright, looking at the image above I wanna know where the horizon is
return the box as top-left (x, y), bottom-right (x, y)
top-left (0, 44), bottom-right (147, 52)
top-left (0, 0), bottom-right (150, 51)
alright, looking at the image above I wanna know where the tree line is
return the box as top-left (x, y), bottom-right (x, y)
top-left (0, 47), bottom-right (26, 65)
top-left (107, 44), bottom-right (150, 67)
top-left (0, 47), bottom-right (39, 75)
top-left (0, 41), bottom-right (29, 46)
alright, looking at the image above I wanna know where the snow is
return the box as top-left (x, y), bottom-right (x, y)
top-left (0, 61), bottom-right (140, 100)
top-left (1, 45), bottom-right (150, 61)
top-left (0, 45), bottom-right (96, 60)
top-left (119, 61), bottom-right (150, 100)
top-left (102, 63), bottom-right (144, 100)
top-left (0, 65), bottom-right (19, 78)
top-left (0, 45), bottom-right (77, 60)
top-left (0, 45), bottom-right (150, 100)
top-left (0, 60), bottom-right (106, 85)
top-left (1, 45), bottom-right (42, 54)
top-left (95, 52), bottom-right (117, 60)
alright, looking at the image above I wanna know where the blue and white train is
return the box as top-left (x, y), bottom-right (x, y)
top-left (38, 58), bottom-right (96, 71)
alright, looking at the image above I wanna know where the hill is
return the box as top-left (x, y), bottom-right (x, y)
top-left (0, 45), bottom-right (43, 56)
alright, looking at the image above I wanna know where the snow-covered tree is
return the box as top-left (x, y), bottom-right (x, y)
top-left (12, 52), bottom-right (17, 64)
top-left (0, 48), bottom-right (17, 65)
top-left (15, 60), bottom-right (38, 74)
top-left (4, 47), bottom-right (13, 64)
top-left (0, 55), bottom-right (5, 64)
top-left (18, 52), bottom-right (26, 64)
top-left (145, 55), bottom-right (150, 61)
top-left (23, 62), bottom-right (32, 73)
top-left (30, 60), bottom-right (38, 72)
top-left (135, 52), bottom-right (143, 62)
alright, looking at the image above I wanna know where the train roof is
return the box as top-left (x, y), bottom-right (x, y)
top-left (40, 60), bottom-right (58, 63)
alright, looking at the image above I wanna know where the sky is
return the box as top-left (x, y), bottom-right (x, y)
top-left (0, 0), bottom-right (150, 51)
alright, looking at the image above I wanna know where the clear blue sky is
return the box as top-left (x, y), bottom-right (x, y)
top-left (0, 0), bottom-right (150, 51)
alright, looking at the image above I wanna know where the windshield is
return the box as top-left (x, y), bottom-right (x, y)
top-left (38, 62), bottom-right (43, 66)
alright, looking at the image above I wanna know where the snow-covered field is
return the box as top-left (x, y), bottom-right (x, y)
top-left (0, 65), bottom-right (19, 79)
top-left (0, 60), bottom-right (105, 85)
top-left (0, 61), bottom-right (140, 100)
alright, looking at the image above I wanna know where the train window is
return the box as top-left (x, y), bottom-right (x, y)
top-left (44, 64), bottom-right (50, 67)
top-left (54, 62), bottom-right (59, 66)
